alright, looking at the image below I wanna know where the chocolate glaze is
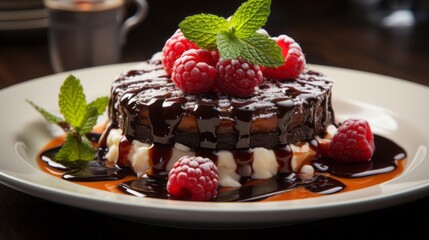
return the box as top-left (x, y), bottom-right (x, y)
top-left (194, 98), bottom-right (221, 149)
top-left (40, 133), bottom-right (406, 202)
top-left (275, 144), bottom-right (294, 173)
top-left (148, 143), bottom-right (173, 178)
top-left (233, 148), bottom-right (254, 177)
top-left (106, 52), bottom-right (335, 150)
top-left (231, 100), bottom-right (255, 149)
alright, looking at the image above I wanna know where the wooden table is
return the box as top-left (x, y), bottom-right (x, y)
top-left (1, 0), bottom-right (428, 238)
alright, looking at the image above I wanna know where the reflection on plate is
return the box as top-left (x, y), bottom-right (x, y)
top-left (1, 63), bottom-right (429, 228)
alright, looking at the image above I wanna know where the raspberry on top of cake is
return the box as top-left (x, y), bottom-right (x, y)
top-left (97, 0), bottom-right (374, 200)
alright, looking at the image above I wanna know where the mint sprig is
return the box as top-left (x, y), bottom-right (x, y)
top-left (179, 0), bottom-right (283, 67)
top-left (27, 75), bottom-right (108, 164)
top-left (229, 0), bottom-right (271, 38)
top-left (179, 14), bottom-right (229, 50)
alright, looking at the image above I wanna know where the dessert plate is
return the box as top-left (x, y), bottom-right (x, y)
top-left (1, 63), bottom-right (429, 228)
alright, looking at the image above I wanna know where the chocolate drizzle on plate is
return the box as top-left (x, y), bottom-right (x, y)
top-left (39, 133), bottom-right (406, 202)
top-left (312, 135), bottom-right (407, 178)
top-left (117, 174), bottom-right (345, 203)
top-left (37, 53), bottom-right (406, 202)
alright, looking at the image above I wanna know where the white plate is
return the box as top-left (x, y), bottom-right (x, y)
top-left (1, 63), bottom-right (429, 228)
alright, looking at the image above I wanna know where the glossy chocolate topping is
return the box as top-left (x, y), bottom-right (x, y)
top-left (107, 52), bottom-right (335, 150)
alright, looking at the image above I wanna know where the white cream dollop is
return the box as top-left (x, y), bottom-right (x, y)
top-left (103, 126), bottom-right (334, 187)
top-left (105, 128), bottom-right (122, 165)
top-left (252, 147), bottom-right (278, 179)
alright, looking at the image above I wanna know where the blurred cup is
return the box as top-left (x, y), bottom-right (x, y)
top-left (44, 0), bottom-right (148, 72)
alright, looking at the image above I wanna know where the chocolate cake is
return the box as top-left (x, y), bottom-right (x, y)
top-left (106, 53), bottom-right (335, 150)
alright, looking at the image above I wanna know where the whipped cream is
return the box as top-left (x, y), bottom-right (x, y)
top-left (104, 127), bottom-right (336, 187)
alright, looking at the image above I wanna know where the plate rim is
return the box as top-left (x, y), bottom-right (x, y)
top-left (1, 63), bottom-right (429, 227)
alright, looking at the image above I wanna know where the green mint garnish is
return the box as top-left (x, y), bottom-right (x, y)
top-left (27, 75), bottom-right (108, 164)
top-left (229, 0), bottom-right (271, 38)
top-left (179, 0), bottom-right (284, 67)
top-left (179, 14), bottom-right (229, 50)
top-left (27, 100), bottom-right (63, 124)
top-left (55, 133), bottom-right (95, 162)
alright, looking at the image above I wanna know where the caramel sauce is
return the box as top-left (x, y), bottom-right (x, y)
top-left (32, 56), bottom-right (406, 202)
top-left (36, 130), bottom-right (406, 202)
top-left (264, 164), bottom-right (404, 202)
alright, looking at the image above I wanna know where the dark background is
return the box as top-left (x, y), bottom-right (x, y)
top-left (1, 0), bottom-right (429, 87)
top-left (1, 0), bottom-right (429, 239)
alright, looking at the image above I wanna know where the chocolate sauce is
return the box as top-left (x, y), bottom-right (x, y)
top-left (108, 56), bottom-right (336, 150)
top-left (312, 135), bottom-right (406, 178)
top-left (40, 55), bottom-right (405, 202)
top-left (274, 144), bottom-right (294, 173)
top-left (148, 143), bottom-right (173, 178)
top-left (63, 161), bottom-right (130, 181)
top-left (118, 173), bottom-right (345, 202)
top-left (231, 101), bottom-right (255, 148)
top-left (146, 97), bottom-right (185, 144)
top-left (119, 176), bottom-right (168, 199)
top-left (272, 98), bottom-right (295, 145)
top-left (40, 148), bottom-right (130, 182)
top-left (117, 135), bottom-right (132, 167)
top-left (39, 133), bottom-right (406, 202)
top-left (299, 93), bottom-right (319, 135)
top-left (147, 98), bottom-right (169, 140)
top-left (194, 99), bottom-right (220, 149)
top-left (40, 146), bottom-right (71, 171)
top-left (305, 175), bottom-right (345, 194)
top-left (233, 148), bottom-right (254, 177)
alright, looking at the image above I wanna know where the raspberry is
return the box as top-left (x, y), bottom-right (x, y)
top-left (167, 156), bottom-right (219, 201)
top-left (216, 58), bottom-right (263, 97)
top-left (210, 50), bottom-right (220, 63)
top-left (329, 119), bottom-right (375, 163)
top-left (264, 35), bottom-right (306, 80)
top-left (171, 49), bottom-right (218, 94)
top-left (162, 29), bottom-right (198, 76)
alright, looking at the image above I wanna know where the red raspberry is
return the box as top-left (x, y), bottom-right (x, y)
top-left (329, 119), bottom-right (375, 163)
top-left (216, 58), bottom-right (263, 97)
top-left (162, 29), bottom-right (198, 76)
top-left (210, 50), bottom-right (220, 63)
top-left (167, 156), bottom-right (219, 201)
top-left (264, 35), bottom-right (306, 80)
top-left (171, 49), bottom-right (218, 94)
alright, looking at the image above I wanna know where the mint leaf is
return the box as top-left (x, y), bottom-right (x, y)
top-left (59, 75), bottom-right (87, 128)
top-left (217, 32), bottom-right (283, 67)
top-left (77, 97), bottom-right (108, 135)
top-left (217, 32), bottom-right (241, 59)
top-left (179, 0), bottom-right (284, 67)
top-left (88, 96), bottom-right (109, 115)
top-left (55, 133), bottom-right (95, 162)
top-left (26, 99), bottom-right (63, 124)
top-left (237, 33), bottom-right (284, 67)
top-left (230, 0), bottom-right (271, 38)
top-left (179, 14), bottom-right (229, 50)
top-left (77, 106), bottom-right (98, 135)
top-left (27, 75), bottom-right (108, 163)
